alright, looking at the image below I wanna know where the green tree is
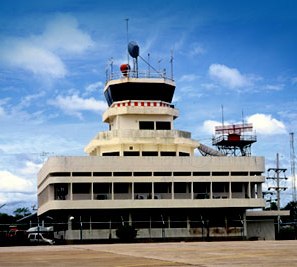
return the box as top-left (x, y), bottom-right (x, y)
top-left (279, 201), bottom-right (297, 239)
top-left (0, 213), bottom-right (15, 230)
top-left (116, 224), bottom-right (137, 242)
top-left (13, 207), bottom-right (31, 220)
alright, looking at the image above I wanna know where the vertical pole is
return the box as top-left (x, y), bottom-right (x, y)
top-left (80, 216), bottom-right (82, 241)
top-left (148, 53), bottom-right (150, 77)
top-left (221, 105), bottom-right (224, 129)
top-left (125, 18), bottom-right (129, 66)
top-left (290, 132), bottom-right (296, 202)
top-left (276, 153), bottom-right (281, 235)
top-left (170, 49), bottom-right (174, 80)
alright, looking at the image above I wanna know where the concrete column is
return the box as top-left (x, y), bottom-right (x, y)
top-left (152, 182), bottom-right (155, 199)
top-left (257, 183), bottom-right (262, 199)
top-left (243, 212), bottom-right (247, 237)
top-left (191, 182), bottom-right (194, 200)
top-left (70, 183), bottom-right (73, 200)
top-left (111, 182), bottom-right (114, 200)
top-left (229, 182), bottom-right (232, 198)
top-left (210, 182), bottom-right (213, 199)
top-left (248, 182), bottom-right (251, 198)
top-left (187, 216), bottom-right (190, 230)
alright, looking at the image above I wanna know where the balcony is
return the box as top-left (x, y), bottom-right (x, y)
top-left (94, 129), bottom-right (191, 141)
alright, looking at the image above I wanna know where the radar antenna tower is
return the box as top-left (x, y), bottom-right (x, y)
top-left (212, 122), bottom-right (257, 156)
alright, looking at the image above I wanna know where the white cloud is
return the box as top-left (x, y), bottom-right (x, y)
top-left (209, 64), bottom-right (251, 89)
top-left (1, 41), bottom-right (67, 78)
top-left (36, 14), bottom-right (94, 54)
top-left (49, 94), bottom-right (107, 118)
top-left (190, 43), bottom-right (205, 56)
top-left (19, 161), bottom-right (43, 176)
top-left (18, 92), bottom-right (46, 109)
top-left (202, 120), bottom-right (221, 135)
top-left (179, 74), bottom-right (199, 82)
top-left (247, 114), bottom-right (286, 135)
top-left (0, 14), bottom-right (94, 78)
top-left (0, 171), bottom-right (34, 193)
top-left (263, 84), bottom-right (284, 91)
top-left (202, 114), bottom-right (286, 136)
top-left (0, 106), bottom-right (5, 118)
top-left (85, 81), bottom-right (104, 94)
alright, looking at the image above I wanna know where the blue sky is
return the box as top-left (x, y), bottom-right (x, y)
top-left (0, 0), bottom-right (296, 214)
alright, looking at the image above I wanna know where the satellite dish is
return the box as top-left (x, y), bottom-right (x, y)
top-left (128, 41), bottom-right (139, 58)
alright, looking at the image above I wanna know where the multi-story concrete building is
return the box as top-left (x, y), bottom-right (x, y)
top-left (37, 43), bottom-right (270, 241)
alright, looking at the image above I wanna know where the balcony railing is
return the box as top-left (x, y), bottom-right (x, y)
top-left (94, 129), bottom-right (191, 141)
top-left (106, 69), bottom-right (174, 83)
top-left (66, 192), bottom-right (251, 201)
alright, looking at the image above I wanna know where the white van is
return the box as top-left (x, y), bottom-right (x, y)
top-left (28, 233), bottom-right (55, 245)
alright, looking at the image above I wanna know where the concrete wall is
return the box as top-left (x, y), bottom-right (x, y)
top-left (246, 219), bottom-right (275, 240)
top-left (63, 227), bottom-right (243, 241)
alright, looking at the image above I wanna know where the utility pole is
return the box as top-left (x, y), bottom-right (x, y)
top-left (267, 153), bottom-right (287, 234)
top-left (290, 132), bottom-right (296, 202)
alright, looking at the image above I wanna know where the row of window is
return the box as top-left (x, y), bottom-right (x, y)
top-left (139, 121), bottom-right (171, 130)
top-left (47, 171), bottom-right (262, 178)
top-left (52, 181), bottom-right (259, 199)
top-left (102, 151), bottom-right (190, 156)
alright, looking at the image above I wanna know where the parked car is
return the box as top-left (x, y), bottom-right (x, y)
top-left (28, 233), bottom-right (55, 245)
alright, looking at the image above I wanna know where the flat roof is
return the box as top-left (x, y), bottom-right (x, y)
top-left (246, 210), bottom-right (290, 217)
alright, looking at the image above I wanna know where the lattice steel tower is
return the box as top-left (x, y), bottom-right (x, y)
top-left (212, 123), bottom-right (257, 156)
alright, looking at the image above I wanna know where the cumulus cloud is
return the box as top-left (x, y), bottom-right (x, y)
top-left (202, 114), bottom-right (286, 136)
top-left (36, 14), bottom-right (94, 54)
top-left (0, 40), bottom-right (67, 78)
top-left (49, 94), bottom-right (107, 118)
top-left (209, 64), bottom-right (251, 89)
top-left (19, 161), bottom-right (43, 176)
top-left (247, 114), bottom-right (286, 135)
top-left (0, 106), bottom-right (6, 118)
top-left (190, 43), bottom-right (205, 56)
top-left (0, 171), bottom-right (34, 193)
top-left (179, 74), bottom-right (199, 82)
top-left (202, 120), bottom-right (220, 134)
top-left (85, 81), bottom-right (104, 95)
top-left (0, 14), bottom-right (94, 78)
top-left (263, 84), bottom-right (284, 91)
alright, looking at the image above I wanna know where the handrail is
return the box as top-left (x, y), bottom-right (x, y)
top-left (106, 69), bottom-right (174, 83)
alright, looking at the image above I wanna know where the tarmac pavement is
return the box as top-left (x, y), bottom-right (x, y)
top-left (0, 240), bottom-right (297, 267)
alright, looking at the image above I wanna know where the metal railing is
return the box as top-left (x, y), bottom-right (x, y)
top-left (94, 129), bottom-right (191, 141)
top-left (106, 69), bottom-right (174, 83)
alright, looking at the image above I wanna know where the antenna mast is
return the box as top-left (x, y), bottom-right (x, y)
top-left (170, 49), bottom-right (174, 80)
top-left (221, 105), bottom-right (224, 128)
top-left (125, 18), bottom-right (129, 66)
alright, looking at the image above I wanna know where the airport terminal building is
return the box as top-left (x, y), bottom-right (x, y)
top-left (37, 43), bottom-right (278, 241)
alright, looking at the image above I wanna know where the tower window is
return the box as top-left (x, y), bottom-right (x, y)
top-left (160, 151), bottom-right (176, 156)
top-left (156, 121), bottom-right (171, 130)
top-left (142, 151), bottom-right (158, 156)
top-left (102, 152), bottom-right (120, 156)
top-left (179, 152), bottom-right (190, 156)
top-left (139, 121), bottom-right (154, 130)
top-left (123, 151), bottom-right (140, 156)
